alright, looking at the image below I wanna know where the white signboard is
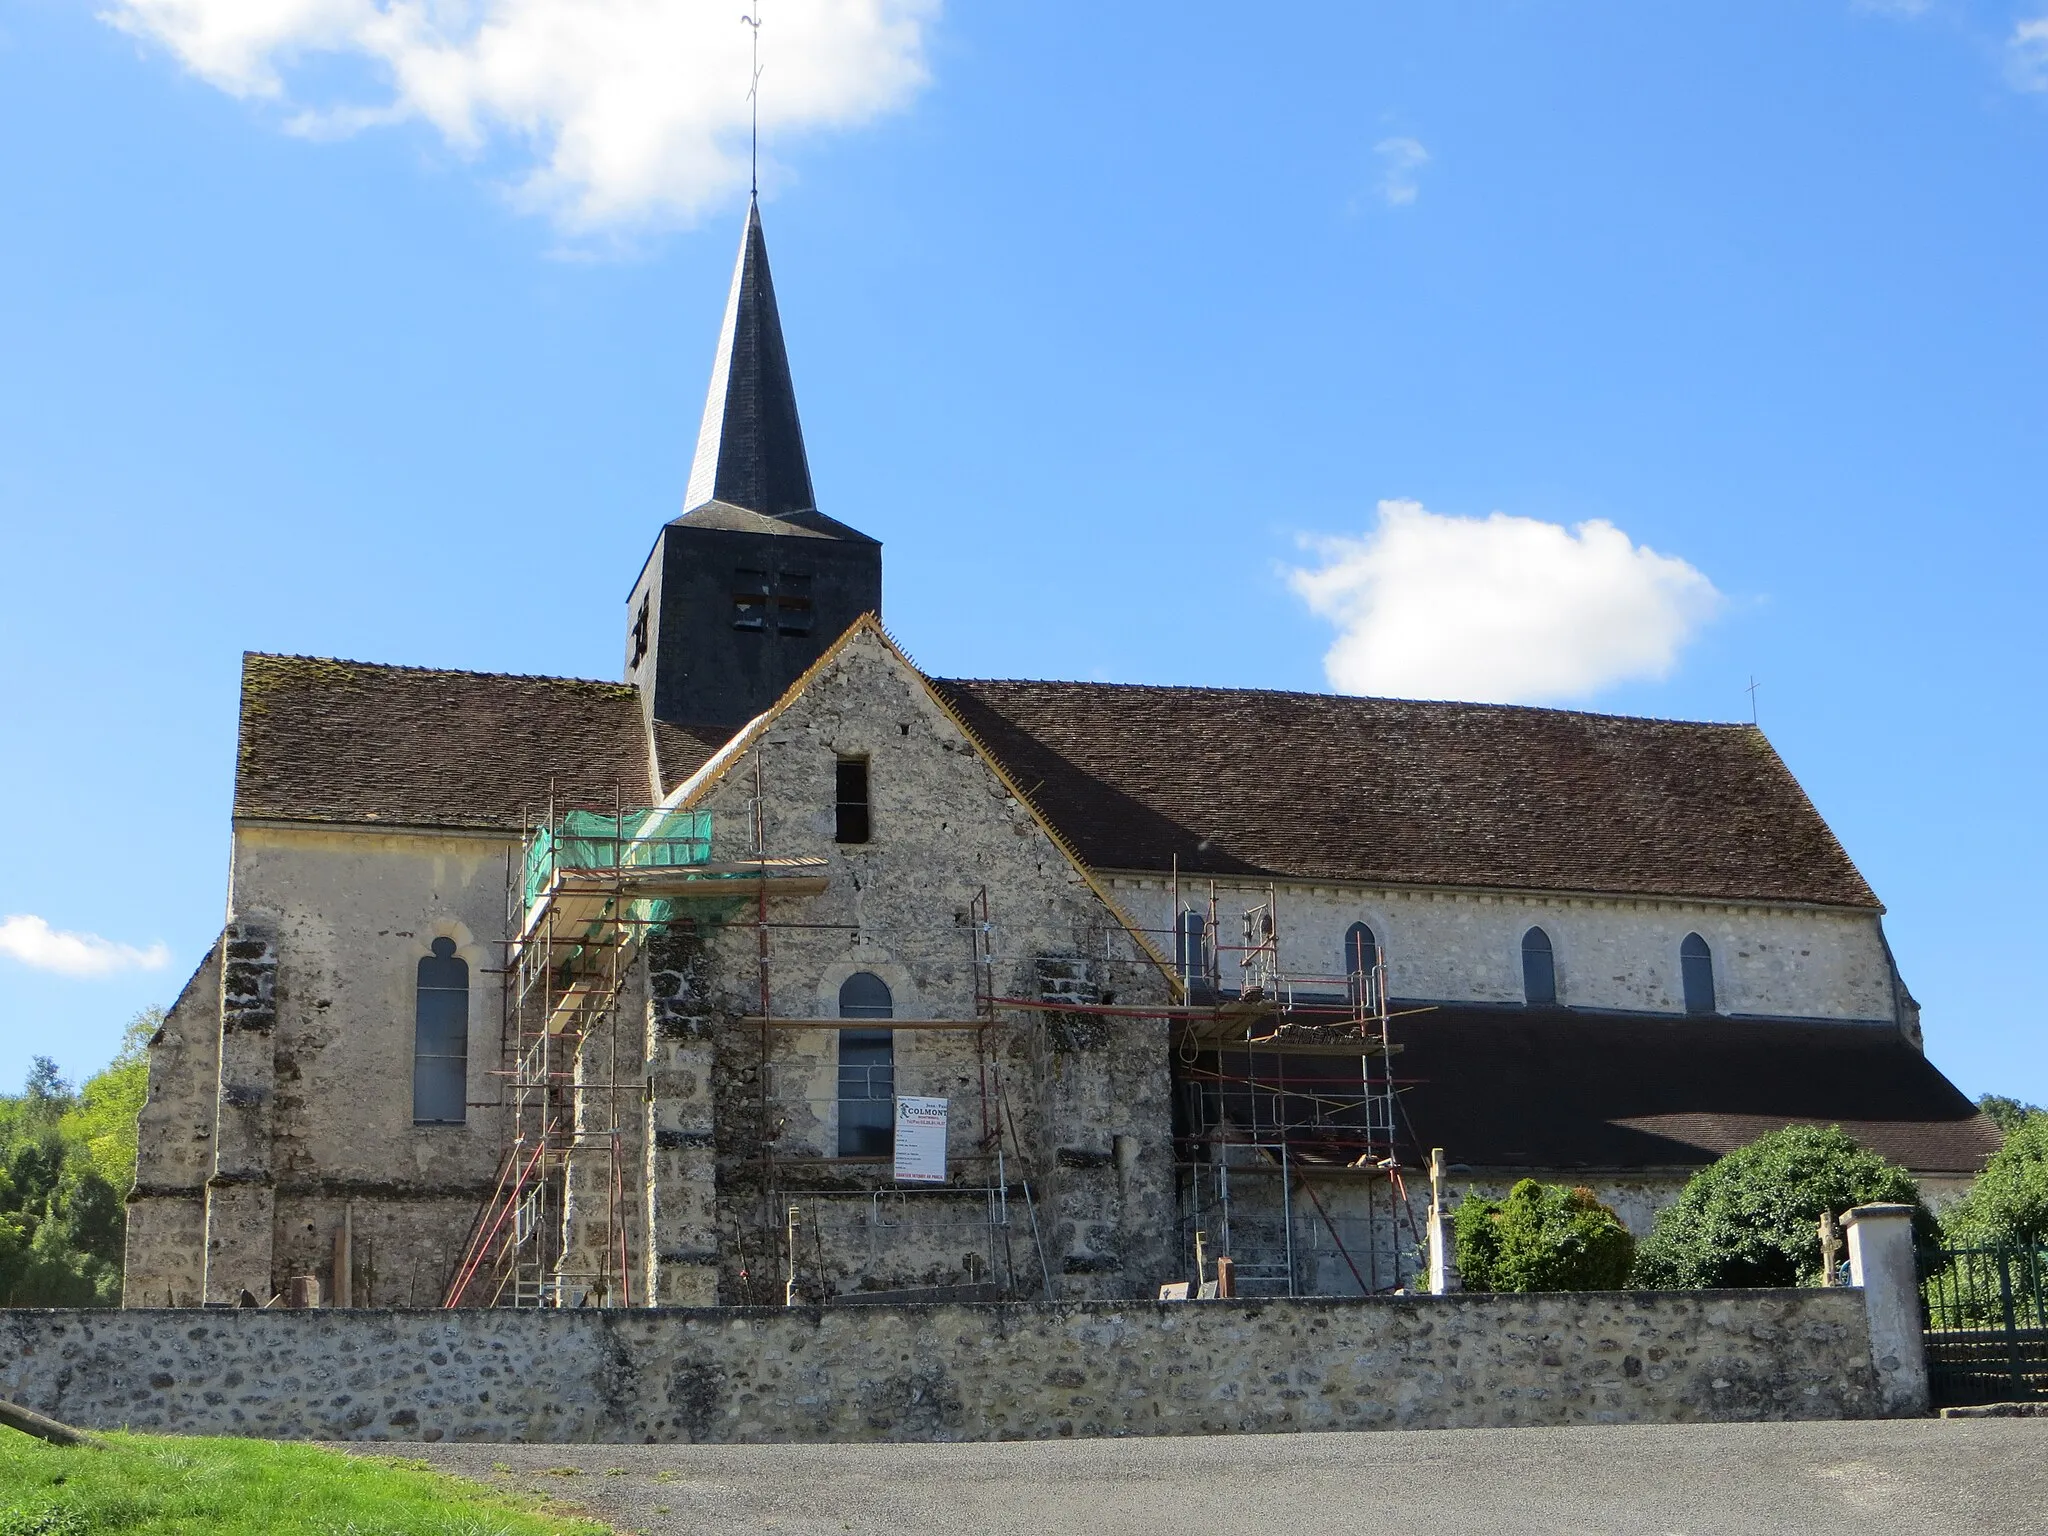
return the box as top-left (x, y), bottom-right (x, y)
top-left (894, 1096), bottom-right (949, 1184)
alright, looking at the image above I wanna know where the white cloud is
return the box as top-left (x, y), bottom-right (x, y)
top-left (0, 915), bottom-right (172, 978)
top-left (1287, 500), bottom-right (1723, 704)
top-left (1374, 136), bottom-right (1429, 207)
top-left (101, 0), bottom-right (940, 231)
top-left (2012, 17), bottom-right (2048, 91)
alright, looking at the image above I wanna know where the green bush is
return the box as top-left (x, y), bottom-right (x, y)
top-left (1453, 1179), bottom-right (1636, 1292)
top-left (1631, 1124), bottom-right (1929, 1288)
top-left (1942, 1109), bottom-right (2048, 1246)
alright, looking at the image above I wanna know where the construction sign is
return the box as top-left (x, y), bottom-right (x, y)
top-left (894, 1096), bottom-right (948, 1184)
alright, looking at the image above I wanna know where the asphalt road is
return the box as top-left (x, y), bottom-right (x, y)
top-left (384, 1418), bottom-right (2048, 1536)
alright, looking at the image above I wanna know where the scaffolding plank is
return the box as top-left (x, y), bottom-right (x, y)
top-left (741, 1017), bottom-right (998, 1031)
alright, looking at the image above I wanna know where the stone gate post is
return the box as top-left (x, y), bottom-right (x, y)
top-left (1842, 1202), bottom-right (1928, 1417)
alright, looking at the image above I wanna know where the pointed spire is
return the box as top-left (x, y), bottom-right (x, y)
top-left (683, 198), bottom-right (817, 519)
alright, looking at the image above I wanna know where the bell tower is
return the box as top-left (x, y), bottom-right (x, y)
top-left (626, 198), bottom-right (882, 729)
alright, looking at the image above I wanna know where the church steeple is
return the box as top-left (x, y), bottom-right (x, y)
top-left (625, 198), bottom-right (880, 730)
top-left (683, 197), bottom-right (816, 519)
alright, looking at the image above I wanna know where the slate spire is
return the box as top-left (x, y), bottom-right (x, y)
top-left (682, 196), bottom-right (817, 519)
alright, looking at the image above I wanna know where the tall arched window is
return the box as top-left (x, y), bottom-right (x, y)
top-left (1681, 933), bottom-right (1717, 1015)
top-left (1521, 927), bottom-right (1557, 1007)
top-left (1344, 923), bottom-right (1379, 1006)
top-left (837, 972), bottom-right (894, 1158)
top-left (414, 938), bottom-right (469, 1125)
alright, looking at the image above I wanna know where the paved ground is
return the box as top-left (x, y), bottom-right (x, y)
top-left (371, 1418), bottom-right (2048, 1536)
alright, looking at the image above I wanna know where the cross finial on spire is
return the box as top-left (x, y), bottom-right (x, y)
top-left (742, 4), bottom-right (762, 198)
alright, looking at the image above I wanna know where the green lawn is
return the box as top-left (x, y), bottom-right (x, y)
top-left (0, 1431), bottom-right (613, 1535)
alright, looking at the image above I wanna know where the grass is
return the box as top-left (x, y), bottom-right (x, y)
top-left (0, 1431), bottom-right (614, 1535)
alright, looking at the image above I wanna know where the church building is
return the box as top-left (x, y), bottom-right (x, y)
top-left (124, 201), bottom-right (1999, 1310)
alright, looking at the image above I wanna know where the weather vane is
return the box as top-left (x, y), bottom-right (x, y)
top-left (741, 4), bottom-right (764, 198)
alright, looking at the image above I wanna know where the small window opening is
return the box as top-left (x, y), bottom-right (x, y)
top-left (837, 972), bottom-right (894, 1158)
top-left (414, 937), bottom-right (469, 1125)
top-left (1522, 927), bottom-right (1557, 1007)
top-left (629, 595), bottom-right (650, 668)
top-left (835, 756), bottom-right (871, 844)
top-left (1681, 933), bottom-right (1717, 1015)
top-left (775, 572), bottom-right (813, 636)
top-left (732, 568), bottom-right (769, 631)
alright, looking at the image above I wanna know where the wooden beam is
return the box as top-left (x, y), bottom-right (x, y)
top-left (745, 1024), bottom-right (999, 1036)
top-left (0, 1396), bottom-right (101, 1449)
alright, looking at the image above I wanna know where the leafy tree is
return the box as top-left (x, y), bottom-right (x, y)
top-left (1977, 1095), bottom-right (2042, 1135)
top-left (59, 1008), bottom-right (156, 1192)
top-left (1453, 1179), bottom-right (1636, 1292)
top-left (24, 1055), bottom-right (70, 1105)
top-left (1942, 1111), bottom-right (2048, 1246)
top-left (7, 1141), bottom-right (61, 1215)
top-left (1631, 1125), bottom-right (1929, 1288)
top-left (0, 1007), bottom-right (161, 1305)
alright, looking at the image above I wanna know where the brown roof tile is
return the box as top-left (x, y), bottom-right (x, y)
top-left (934, 681), bottom-right (1879, 908)
top-left (650, 719), bottom-right (738, 796)
top-left (234, 654), bottom-right (657, 829)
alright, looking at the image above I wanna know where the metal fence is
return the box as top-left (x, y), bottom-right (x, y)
top-left (1919, 1243), bottom-right (2048, 1406)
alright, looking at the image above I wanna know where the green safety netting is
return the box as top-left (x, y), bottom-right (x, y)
top-left (522, 807), bottom-right (714, 916)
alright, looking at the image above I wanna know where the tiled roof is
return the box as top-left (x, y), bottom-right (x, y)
top-left (650, 719), bottom-right (739, 796)
top-left (234, 653), bottom-right (1878, 913)
top-left (1213, 1008), bottom-right (1998, 1175)
top-left (233, 654), bottom-right (656, 829)
top-left (934, 681), bottom-right (1878, 908)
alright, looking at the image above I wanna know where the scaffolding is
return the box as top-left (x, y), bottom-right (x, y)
top-left (716, 880), bottom-right (1058, 1307)
top-left (1162, 879), bottom-right (1427, 1296)
top-left (443, 758), bottom-right (1060, 1310)
top-left (440, 749), bottom-right (1432, 1308)
top-left (443, 790), bottom-right (826, 1308)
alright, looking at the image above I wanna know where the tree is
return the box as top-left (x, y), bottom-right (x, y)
top-left (1978, 1095), bottom-right (2042, 1135)
top-left (0, 1006), bottom-right (162, 1306)
top-left (24, 1056), bottom-right (70, 1106)
top-left (1631, 1125), bottom-right (1929, 1289)
top-left (1453, 1179), bottom-right (1636, 1292)
top-left (59, 1007), bottom-right (157, 1192)
top-left (1942, 1111), bottom-right (2048, 1246)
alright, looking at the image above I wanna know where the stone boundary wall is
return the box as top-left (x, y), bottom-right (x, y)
top-left (1, 1291), bottom-right (1885, 1444)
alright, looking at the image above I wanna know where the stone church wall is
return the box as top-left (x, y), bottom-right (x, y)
top-left (1110, 877), bottom-right (1901, 1024)
top-left (651, 632), bottom-right (1180, 1306)
top-left (123, 940), bottom-right (224, 1308)
top-left (3, 1289), bottom-right (1885, 1442)
top-left (127, 824), bottom-right (529, 1309)
top-left (122, 629), bottom-right (1941, 1315)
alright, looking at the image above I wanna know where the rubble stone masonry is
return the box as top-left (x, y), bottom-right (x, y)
top-left (3, 1289), bottom-right (1885, 1443)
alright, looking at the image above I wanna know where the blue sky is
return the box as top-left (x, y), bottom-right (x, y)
top-left (1, 1), bottom-right (2043, 1104)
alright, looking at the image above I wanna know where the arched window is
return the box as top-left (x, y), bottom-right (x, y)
top-left (1681, 933), bottom-right (1716, 1015)
top-left (838, 971), bottom-right (892, 1019)
top-left (1344, 923), bottom-right (1379, 1006)
top-left (1522, 927), bottom-right (1557, 1007)
top-left (414, 938), bottom-right (469, 1125)
top-left (1175, 910), bottom-right (1209, 996)
top-left (837, 972), bottom-right (894, 1157)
